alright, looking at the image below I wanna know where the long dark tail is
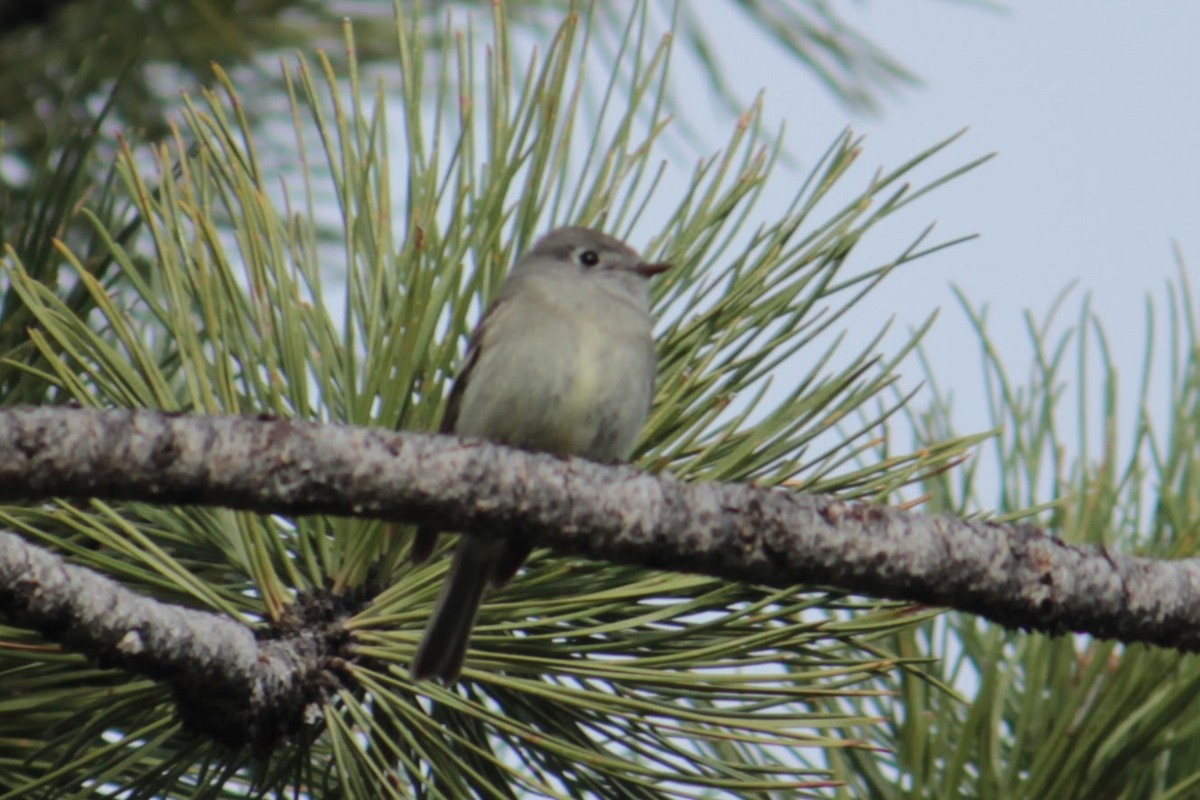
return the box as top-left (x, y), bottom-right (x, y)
top-left (411, 537), bottom-right (493, 682)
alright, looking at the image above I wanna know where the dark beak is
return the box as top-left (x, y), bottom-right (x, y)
top-left (633, 262), bottom-right (672, 277)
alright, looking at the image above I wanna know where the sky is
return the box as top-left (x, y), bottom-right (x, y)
top-left (682, 2), bottom-right (1200, 479)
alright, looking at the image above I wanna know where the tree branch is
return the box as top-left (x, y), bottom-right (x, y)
top-left (2, 405), bottom-right (1198, 739)
top-left (0, 526), bottom-right (328, 747)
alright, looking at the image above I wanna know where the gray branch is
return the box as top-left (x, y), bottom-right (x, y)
top-left (1, 405), bottom-right (1198, 741)
top-left (0, 525), bottom-right (325, 747)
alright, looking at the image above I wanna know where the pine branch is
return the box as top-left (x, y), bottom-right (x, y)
top-left (0, 524), bottom-right (329, 749)
top-left (3, 405), bottom-right (1198, 659)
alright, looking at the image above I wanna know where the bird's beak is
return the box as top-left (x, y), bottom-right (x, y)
top-left (634, 262), bottom-right (672, 277)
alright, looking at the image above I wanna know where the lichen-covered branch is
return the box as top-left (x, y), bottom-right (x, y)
top-left (0, 526), bottom-right (328, 747)
top-left (2, 405), bottom-right (1200, 682)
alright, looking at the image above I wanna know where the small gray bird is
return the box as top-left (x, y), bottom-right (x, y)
top-left (410, 226), bottom-right (669, 682)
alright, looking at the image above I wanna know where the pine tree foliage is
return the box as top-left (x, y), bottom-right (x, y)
top-left (12, 3), bottom-right (1199, 800)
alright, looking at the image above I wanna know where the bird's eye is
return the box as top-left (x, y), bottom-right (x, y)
top-left (578, 250), bottom-right (600, 267)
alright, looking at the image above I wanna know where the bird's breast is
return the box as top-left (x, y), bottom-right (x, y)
top-left (454, 286), bottom-right (654, 460)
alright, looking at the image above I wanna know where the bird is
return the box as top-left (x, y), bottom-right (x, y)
top-left (409, 226), bottom-right (669, 682)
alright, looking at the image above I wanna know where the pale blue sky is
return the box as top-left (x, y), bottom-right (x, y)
top-left (687, 2), bottom-right (1200, 460)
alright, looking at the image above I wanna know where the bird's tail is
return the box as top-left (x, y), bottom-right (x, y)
top-left (411, 536), bottom-right (493, 682)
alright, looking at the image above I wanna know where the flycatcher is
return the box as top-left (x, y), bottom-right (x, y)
top-left (410, 226), bottom-right (669, 682)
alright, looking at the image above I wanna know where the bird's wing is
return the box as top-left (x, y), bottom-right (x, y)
top-left (411, 289), bottom-right (513, 563)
